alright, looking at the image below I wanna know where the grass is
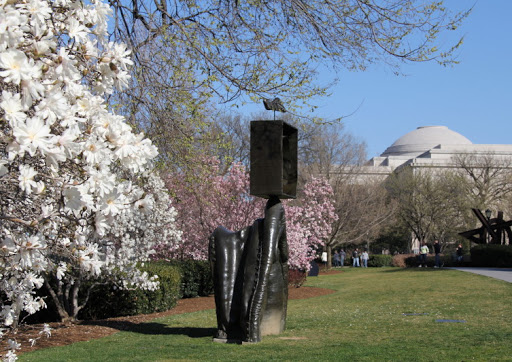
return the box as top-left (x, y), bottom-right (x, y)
top-left (20, 268), bottom-right (512, 361)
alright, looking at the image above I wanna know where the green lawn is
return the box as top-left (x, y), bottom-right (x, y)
top-left (20, 268), bottom-right (512, 361)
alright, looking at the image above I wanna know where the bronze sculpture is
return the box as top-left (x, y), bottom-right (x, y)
top-left (209, 196), bottom-right (288, 343)
top-left (209, 120), bottom-right (297, 343)
top-left (262, 97), bottom-right (286, 120)
top-left (459, 208), bottom-right (512, 245)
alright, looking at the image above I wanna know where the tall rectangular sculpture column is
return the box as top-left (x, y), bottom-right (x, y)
top-left (250, 120), bottom-right (298, 199)
top-left (209, 120), bottom-right (297, 343)
top-left (247, 120), bottom-right (297, 341)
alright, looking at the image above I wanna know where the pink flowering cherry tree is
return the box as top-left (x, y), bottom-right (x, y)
top-left (159, 157), bottom-right (265, 260)
top-left (0, 0), bottom-right (182, 358)
top-left (160, 157), bottom-right (337, 272)
top-left (285, 177), bottom-right (338, 271)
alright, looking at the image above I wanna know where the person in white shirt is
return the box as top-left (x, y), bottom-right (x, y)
top-left (321, 251), bottom-right (327, 267)
top-left (361, 250), bottom-right (369, 268)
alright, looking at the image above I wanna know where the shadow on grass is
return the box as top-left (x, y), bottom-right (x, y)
top-left (82, 320), bottom-right (216, 338)
top-left (381, 267), bottom-right (449, 273)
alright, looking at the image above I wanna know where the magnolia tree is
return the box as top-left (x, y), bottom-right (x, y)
top-left (0, 0), bottom-right (181, 358)
top-left (160, 158), bottom-right (336, 270)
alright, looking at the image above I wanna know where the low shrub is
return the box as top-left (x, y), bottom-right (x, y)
top-left (138, 262), bottom-right (182, 311)
top-left (79, 262), bottom-right (182, 320)
top-left (471, 245), bottom-right (512, 267)
top-left (403, 255), bottom-right (433, 267)
top-left (169, 259), bottom-right (214, 298)
top-left (24, 262), bottom-right (182, 323)
top-left (401, 254), bottom-right (471, 268)
top-left (440, 254), bottom-right (471, 267)
top-left (368, 255), bottom-right (393, 267)
top-left (392, 254), bottom-right (414, 268)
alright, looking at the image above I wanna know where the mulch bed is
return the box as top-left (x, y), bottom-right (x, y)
top-left (4, 272), bottom-right (340, 356)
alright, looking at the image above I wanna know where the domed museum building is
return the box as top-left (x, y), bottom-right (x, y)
top-left (360, 125), bottom-right (512, 178)
top-left (352, 125), bottom-right (512, 253)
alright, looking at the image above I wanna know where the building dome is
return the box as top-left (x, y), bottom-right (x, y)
top-left (381, 126), bottom-right (472, 158)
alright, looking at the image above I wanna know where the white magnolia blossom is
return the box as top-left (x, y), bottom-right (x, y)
top-left (0, 0), bottom-right (182, 359)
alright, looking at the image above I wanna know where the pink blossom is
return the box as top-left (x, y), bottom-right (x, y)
top-left (158, 158), bottom-right (337, 272)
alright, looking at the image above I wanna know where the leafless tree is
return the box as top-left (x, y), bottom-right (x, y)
top-left (452, 152), bottom-right (512, 214)
top-left (385, 166), bottom-right (467, 250)
top-left (327, 178), bottom-right (395, 255)
top-left (297, 122), bottom-right (393, 266)
top-left (107, 1), bottom-right (470, 170)
top-left (208, 113), bottom-right (252, 172)
top-left (109, 0), bottom-right (468, 106)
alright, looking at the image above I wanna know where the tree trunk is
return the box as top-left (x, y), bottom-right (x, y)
top-left (71, 279), bottom-right (82, 319)
top-left (11, 303), bottom-right (21, 329)
top-left (44, 279), bottom-right (74, 322)
top-left (326, 244), bottom-right (332, 269)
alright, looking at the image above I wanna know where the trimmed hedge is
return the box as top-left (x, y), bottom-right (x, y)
top-left (169, 259), bottom-right (214, 298)
top-left (403, 255), bottom-right (433, 267)
top-left (28, 260), bottom-right (217, 322)
top-left (471, 245), bottom-right (512, 267)
top-left (347, 255), bottom-right (393, 267)
top-left (23, 262), bottom-right (182, 323)
top-left (402, 254), bottom-right (471, 268)
top-left (80, 259), bottom-right (215, 320)
top-left (367, 255), bottom-right (393, 267)
top-left (79, 262), bottom-right (181, 320)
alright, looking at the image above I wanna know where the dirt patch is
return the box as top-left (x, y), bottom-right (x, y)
top-left (4, 285), bottom-right (335, 356)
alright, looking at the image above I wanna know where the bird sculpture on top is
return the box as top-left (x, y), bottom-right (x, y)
top-left (263, 97), bottom-right (286, 120)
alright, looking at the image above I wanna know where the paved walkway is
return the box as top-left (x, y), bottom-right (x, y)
top-left (448, 267), bottom-right (512, 283)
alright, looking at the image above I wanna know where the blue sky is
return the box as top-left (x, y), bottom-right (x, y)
top-left (238, 1), bottom-right (511, 159)
top-left (314, 0), bottom-right (512, 158)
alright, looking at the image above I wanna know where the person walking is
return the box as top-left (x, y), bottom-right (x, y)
top-left (352, 248), bottom-right (360, 267)
top-left (333, 251), bottom-right (340, 267)
top-left (433, 240), bottom-right (442, 268)
top-left (456, 244), bottom-right (464, 263)
top-left (419, 242), bottom-right (429, 267)
top-left (339, 249), bottom-right (346, 267)
top-left (361, 250), bottom-right (369, 268)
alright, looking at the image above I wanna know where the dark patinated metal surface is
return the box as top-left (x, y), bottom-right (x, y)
top-left (209, 120), bottom-right (297, 343)
top-left (209, 196), bottom-right (288, 343)
top-left (250, 120), bottom-right (297, 199)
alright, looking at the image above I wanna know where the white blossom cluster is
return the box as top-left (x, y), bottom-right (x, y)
top-left (0, 0), bottom-right (181, 359)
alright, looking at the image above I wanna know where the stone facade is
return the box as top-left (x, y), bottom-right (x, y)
top-left (340, 126), bottom-right (512, 253)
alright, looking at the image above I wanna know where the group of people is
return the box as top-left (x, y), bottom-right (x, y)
top-left (418, 240), bottom-right (464, 268)
top-left (327, 240), bottom-right (466, 269)
top-left (331, 249), bottom-right (369, 268)
top-left (351, 248), bottom-right (369, 267)
top-left (331, 250), bottom-right (346, 267)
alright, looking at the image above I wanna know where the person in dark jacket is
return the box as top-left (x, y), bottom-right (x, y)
top-left (433, 240), bottom-right (442, 268)
top-left (352, 249), bottom-right (360, 267)
top-left (456, 244), bottom-right (464, 263)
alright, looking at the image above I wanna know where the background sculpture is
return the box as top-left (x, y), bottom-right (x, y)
top-left (209, 120), bottom-right (297, 343)
top-left (459, 208), bottom-right (512, 245)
